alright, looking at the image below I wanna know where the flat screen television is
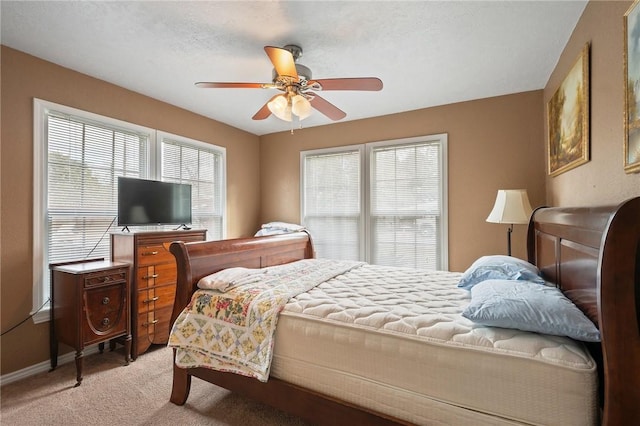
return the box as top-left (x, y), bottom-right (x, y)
top-left (117, 177), bottom-right (192, 227)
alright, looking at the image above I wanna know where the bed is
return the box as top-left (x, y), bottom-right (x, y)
top-left (167, 197), bottom-right (640, 425)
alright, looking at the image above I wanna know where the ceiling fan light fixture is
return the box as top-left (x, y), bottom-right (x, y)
top-left (267, 95), bottom-right (292, 121)
top-left (291, 94), bottom-right (311, 120)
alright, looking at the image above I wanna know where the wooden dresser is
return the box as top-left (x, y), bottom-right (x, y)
top-left (111, 229), bottom-right (206, 359)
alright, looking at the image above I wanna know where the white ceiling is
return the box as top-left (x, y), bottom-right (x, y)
top-left (1, 1), bottom-right (587, 136)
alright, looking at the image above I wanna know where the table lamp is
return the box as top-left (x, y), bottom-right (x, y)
top-left (486, 189), bottom-right (533, 256)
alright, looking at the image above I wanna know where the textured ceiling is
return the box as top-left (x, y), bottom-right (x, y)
top-left (1, 1), bottom-right (587, 136)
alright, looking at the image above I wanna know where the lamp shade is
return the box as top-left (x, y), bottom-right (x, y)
top-left (267, 95), bottom-right (292, 121)
top-left (267, 93), bottom-right (312, 122)
top-left (486, 189), bottom-right (533, 224)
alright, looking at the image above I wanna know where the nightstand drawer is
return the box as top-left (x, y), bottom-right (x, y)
top-left (84, 269), bottom-right (127, 288)
top-left (83, 283), bottom-right (128, 338)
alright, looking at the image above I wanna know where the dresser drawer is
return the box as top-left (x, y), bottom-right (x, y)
top-left (83, 283), bottom-right (128, 343)
top-left (136, 306), bottom-right (173, 345)
top-left (136, 263), bottom-right (177, 288)
top-left (136, 244), bottom-right (174, 266)
top-left (84, 268), bottom-right (127, 288)
top-left (136, 285), bottom-right (176, 312)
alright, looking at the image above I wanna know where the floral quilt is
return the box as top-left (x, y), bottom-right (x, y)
top-left (168, 258), bottom-right (363, 382)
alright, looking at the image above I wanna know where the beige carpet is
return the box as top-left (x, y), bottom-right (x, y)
top-left (1, 345), bottom-right (309, 425)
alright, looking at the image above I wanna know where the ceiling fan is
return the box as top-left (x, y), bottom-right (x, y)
top-left (195, 44), bottom-right (383, 123)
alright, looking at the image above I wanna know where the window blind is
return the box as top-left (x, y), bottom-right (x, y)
top-left (161, 137), bottom-right (224, 240)
top-left (46, 112), bottom-right (149, 265)
top-left (302, 149), bottom-right (362, 260)
top-left (370, 142), bottom-right (441, 269)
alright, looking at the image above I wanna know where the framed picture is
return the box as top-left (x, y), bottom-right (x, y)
top-left (624, 0), bottom-right (640, 174)
top-left (547, 43), bottom-right (590, 177)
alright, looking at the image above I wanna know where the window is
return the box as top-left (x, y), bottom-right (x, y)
top-left (33, 100), bottom-right (226, 322)
top-left (159, 132), bottom-right (226, 240)
top-left (301, 134), bottom-right (447, 270)
top-left (301, 147), bottom-right (364, 260)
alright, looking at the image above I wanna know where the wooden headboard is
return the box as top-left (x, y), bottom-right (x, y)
top-left (527, 197), bottom-right (640, 425)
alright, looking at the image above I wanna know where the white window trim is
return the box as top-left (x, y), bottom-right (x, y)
top-left (300, 134), bottom-right (448, 270)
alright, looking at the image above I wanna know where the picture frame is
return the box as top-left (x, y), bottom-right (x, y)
top-left (547, 43), bottom-right (590, 177)
top-left (624, 0), bottom-right (640, 174)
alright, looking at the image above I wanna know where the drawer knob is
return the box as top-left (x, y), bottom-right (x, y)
top-left (143, 319), bottom-right (159, 327)
top-left (143, 274), bottom-right (159, 280)
top-left (141, 251), bottom-right (159, 256)
top-left (143, 296), bottom-right (160, 304)
top-left (101, 318), bottom-right (110, 326)
top-left (102, 297), bottom-right (110, 305)
top-left (103, 276), bottom-right (112, 282)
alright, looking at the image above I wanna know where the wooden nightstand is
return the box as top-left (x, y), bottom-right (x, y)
top-left (49, 258), bottom-right (131, 386)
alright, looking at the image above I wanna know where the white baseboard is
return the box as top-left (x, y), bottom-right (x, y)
top-left (1, 345), bottom-right (100, 386)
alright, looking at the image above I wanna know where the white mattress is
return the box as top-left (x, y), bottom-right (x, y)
top-left (270, 264), bottom-right (598, 425)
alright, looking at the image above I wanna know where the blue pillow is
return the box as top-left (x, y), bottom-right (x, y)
top-left (457, 255), bottom-right (545, 290)
top-left (461, 279), bottom-right (600, 342)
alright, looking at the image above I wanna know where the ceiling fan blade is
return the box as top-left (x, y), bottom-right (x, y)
top-left (307, 77), bottom-right (383, 91)
top-left (309, 94), bottom-right (346, 121)
top-left (252, 95), bottom-right (281, 120)
top-left (195, 82), bottom-right (274, 89)
top-left (264, 46), bottom-right (298, 80)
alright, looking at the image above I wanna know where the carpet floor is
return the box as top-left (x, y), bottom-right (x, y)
top-left (1, 345), bottom-right (309, 425)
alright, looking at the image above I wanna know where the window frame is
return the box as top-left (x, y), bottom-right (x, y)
top-left (300, 134), bottom-right (448, 270)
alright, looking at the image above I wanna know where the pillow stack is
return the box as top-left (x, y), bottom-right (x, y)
top-left (458, 255), bottom-right (600, 342)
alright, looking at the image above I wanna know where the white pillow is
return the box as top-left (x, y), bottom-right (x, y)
top-left (197, 267), bottom-right (266, 292)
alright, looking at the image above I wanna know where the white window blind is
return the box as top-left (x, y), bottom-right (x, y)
top-left (301, 148), bottom-right (362, 260)
top-left (46, 111), bottom-right (149, 266)
top-left (301, 135), bottom-right (447, 270)
top-left (370, 142), bottom-right (442, 269)
top-left (160, 134), bottom-right (225, 240)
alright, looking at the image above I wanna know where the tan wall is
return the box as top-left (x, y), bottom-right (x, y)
top-left (544, 0), bottom-right (640, 205)
top-left (0, 47), bottom-right (261, 375)
top-left (260, 91), bottom-right (547, 273)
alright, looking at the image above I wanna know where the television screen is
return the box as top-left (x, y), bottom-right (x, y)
top-left (117, 177), bottom-right (192, 226)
